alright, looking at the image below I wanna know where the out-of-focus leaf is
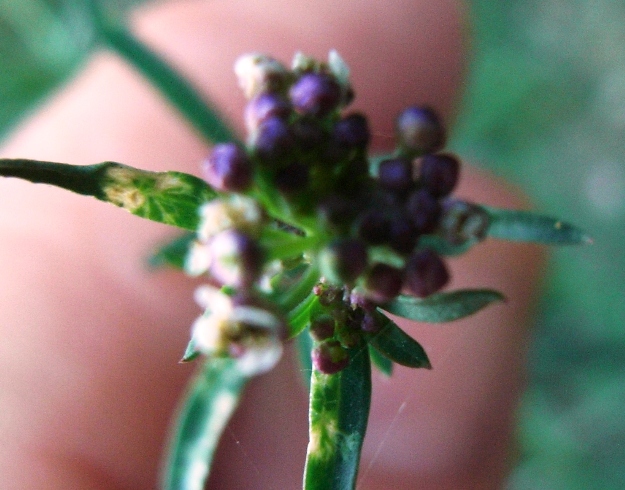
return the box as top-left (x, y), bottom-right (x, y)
top-left (368, 343), bottom-right (393, 376)
top-left (89, 2), bottom-right (238, 145)
top-left (383, 289), bottom-right (505, 323)
top-left (0, 159), bottom-right (216, 230)
top-left (366, 313), bottom-right (430, 369)
top-left (303, 343), bottom-right (371, 490)
top-left (484, 206), bottom-right (592, 245)
top-left (418, 234), bottom-right (478, 256)
top-left (179, 337), bottom-right (200, 363)
top-left (149, 232), bottom-right (196, 269)
top-left (295, 329), bottom-right (314, 390)
top-left (162, 358), bottom-right (248, 490)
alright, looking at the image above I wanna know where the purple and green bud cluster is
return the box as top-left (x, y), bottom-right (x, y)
top-left (189, 51), bottom-right (491, 375)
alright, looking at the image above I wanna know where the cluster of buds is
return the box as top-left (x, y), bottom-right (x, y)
top-left (186, 51), bottom-right (490, 375)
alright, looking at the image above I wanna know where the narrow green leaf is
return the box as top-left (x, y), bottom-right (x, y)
top-left (162, 358), bottom-right (248, 490)
top-left (382, 289), bottom-right (505, 323)
top-left (295, 330), bottom-right (314, 390)
top-left (484, 206), bottom-right (592, 245)
top-left (366, 314), bottom-right (430, 369)
top-left (149, 232), bottom-right (196, 269)
top-left (368, 344), bottom-right (393, 377)
top-left (179, 337), bottom-right (200, 363)
top-left (0, 159), bottom-right (216, 230)
top-left (303, 343), bottom-right (371, 490)
top-left (89, 3), bottom-right (238, 145)
top-left (418, 234), bottom-right (478, 256)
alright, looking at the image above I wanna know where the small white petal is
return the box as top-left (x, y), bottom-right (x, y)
top-left (230, 305), bottom-right (282, 332)
top-left (236, 340), bottom-right (283, 376)
top-left (184, 241), bottom-right (212, 276)
top-left (328, 49), bottom-right (350, 86)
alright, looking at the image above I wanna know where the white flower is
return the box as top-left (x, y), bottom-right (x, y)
top-left (234, 53), bottom-right (288, 99)
top-left (197, 195), bottom-right (264, 242)
top-left (190, 285), bottom-right (285, 376)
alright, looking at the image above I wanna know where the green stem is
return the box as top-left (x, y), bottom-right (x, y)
top-left (277, 262), bottom-right (321, 312)
top-left (303, 343), bottom-right (372, 490)
top-left (89, 2), bottom-right (238, 146)
top-left (161, 358), bottom-right (248, 490)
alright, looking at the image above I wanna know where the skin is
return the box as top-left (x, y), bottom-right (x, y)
top-left (0, 1), bottom-right (544, 488)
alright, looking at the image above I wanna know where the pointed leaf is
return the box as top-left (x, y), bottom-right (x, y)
top-left (383, 289), bottom-right (505, 323)
top-left (179, 337), bottom-right (200, 363)
top-left (0, 159), bottom-right (216, 230)
top-left (162, 358), bottom-right (248, 490)
top-left (304, 343), bottom-right (371, 490)
top-left (295, 330), bottom-right (314, 390)
top-left (368, 344), bottom-right (393, 377)
top-left (149, 232), bottom-right (196, 269)
top-left (484, 206), bottom-right (591, 245)
top-left (89, 4), bottom-right (238, 145)
top-left (418, 234), bottom-right (478, 256)
top-left (366, 314), bottom-right (430, 369)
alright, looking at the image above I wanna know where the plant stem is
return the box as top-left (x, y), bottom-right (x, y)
top-left (89, 2), bottom-right (239, 146)
top-left (303, 343), bottom-right (372, 490)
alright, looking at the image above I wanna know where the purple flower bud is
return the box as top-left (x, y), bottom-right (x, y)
top-left (360, 311), bottom-right (381, 333)
top-left (332, 113), bottom-right (370, 150)
top-left (291, 117), bottom-right (325, 152)
top-left (317, 195), bottom-right (358, 230)
top-left (396, 106), bottom-right (446, 156)
top-left (251, 117), bottom-right (295, 164)
top-left (274, 162), bottom-right (309, 194)
top-left (418, 153), bottom-right (460, 197)
top-left (309, 314), bottom-right (336, 341)
top-left (406, 188), bottom-right (442, 234)
top-left (208, 229), bottom-right (264, 288)
top-left (388, 215), bottom-right (419, 255)
top-left (202, 143), bottom-right (253, 192)
top-left (357, 209), bottom-right (391, 245)
top-left (312, 340), bottom-right (349, 374)
top-left (364, 263), bottom-right (403, 304)
top-left (378, 157), bottom-right (414, 194)
top-left (290, 73), bottom-right (342, 117)
top-left (404, 248), bottom-right (450, 298)
top-left (244, 93), bottom-right (292, 133)
top-left (319, 239), bottom-right (368, 285)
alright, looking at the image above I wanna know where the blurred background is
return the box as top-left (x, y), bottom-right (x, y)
top-left (0, 1), bottom-right (622, 488)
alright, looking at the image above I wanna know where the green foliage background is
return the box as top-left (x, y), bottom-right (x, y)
top-left (1, 1), bottom-right (623, 488)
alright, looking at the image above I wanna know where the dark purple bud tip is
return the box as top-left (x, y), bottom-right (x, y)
top-left (396, 106), bottom-right (446, 156)
top-left (404, 248), bottom-right (450, 298)
top-left (274, 162), bottom-right (309, 194)
top-left (388, 215), bottom-right (419, 255)
top-left (309, 314), bottom-right (336, 341)
top-left (202, 143), bottom-right (253, 192)
top-left (364, 263), bottom-right (403, 304)
top-left (418, 153), bottom-right (460, 198)
top-left (406, 189), bottom-right (442, 234)
top-left (251, 117), bottom-right (295, 164)
top-left (291, 117), bottom-right (325, 152)
top-left (312, 340), bottom-right (350, 374)
top-left (289, 73), bottom-right (342, 117)
top-left (317, 195), bottom-right (358, 230)
top-left (378, 157), bottom-right (415, 194)
top-left (360, 311), bottom-right (381, 333)
top-left (332, 113), bottom-right (370, 150)
top-left (357, 209), bottom-right (391, 245)
top-left (244, 93), bottom-right (292, 133)
top-left (319, 239), bottom-right (368, 285)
